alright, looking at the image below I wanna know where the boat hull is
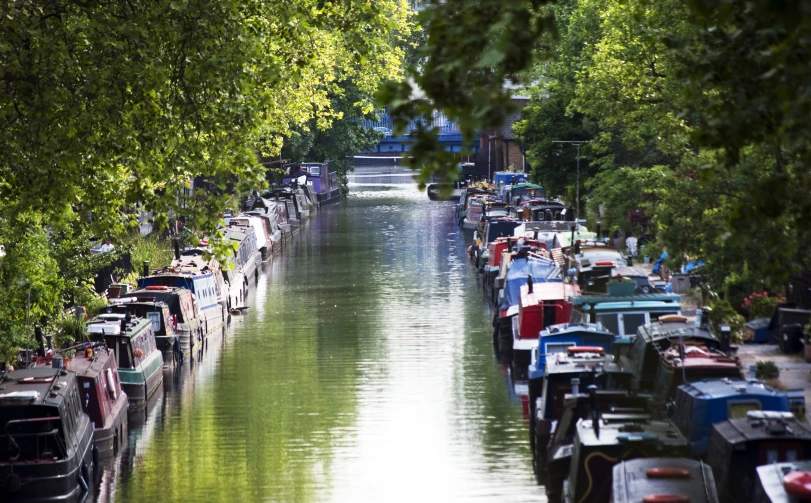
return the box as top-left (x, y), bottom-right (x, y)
top-left (94, 392), bottom-right (129, 457)
top-left (120, 351), bottom-right (164, 410)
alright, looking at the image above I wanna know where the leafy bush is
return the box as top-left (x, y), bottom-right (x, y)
top-left (707, 299), bottom-right (745, 344)
top-left (755, 360), bottom-right (780, 380)
top-left (742, 291), bottom-right (785, 320)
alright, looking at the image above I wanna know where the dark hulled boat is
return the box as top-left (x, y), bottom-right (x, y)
top-left (0, 367), bottom-right (95, 502)
top-left (67, 346), bottom-right (128, 457)
top-left (612, 458), bottom-right (719, 503)
top-left (107, 296), bottom-right (181, 361)
top-left (706, 411), bottom-right (811, 503)
top-left (87, 317), bottom-right (164, 410)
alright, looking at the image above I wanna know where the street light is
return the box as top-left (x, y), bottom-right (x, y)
top-left (552, 140), bottom-right (590, 221)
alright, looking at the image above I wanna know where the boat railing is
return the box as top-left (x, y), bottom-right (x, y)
top-left (1, 417), bottom-right (67, 462)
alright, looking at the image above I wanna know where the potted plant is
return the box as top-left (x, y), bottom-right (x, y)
top-left (607, 276), bottom-right (636, 296)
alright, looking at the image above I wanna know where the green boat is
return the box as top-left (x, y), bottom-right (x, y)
top-left (87, 315), bottom-right (164, 410)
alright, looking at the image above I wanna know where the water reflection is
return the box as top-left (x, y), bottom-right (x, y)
top-left (96, 167), bottom-right (543, 502)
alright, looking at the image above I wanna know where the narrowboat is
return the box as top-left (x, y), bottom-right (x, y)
top-left (87, 317), bottom-right (164, 410)
top-left (116, 286), bottom-right (201, 357)
top-left (673, 379), bottom-right (789, 456)
top-left (282, 162), bottom-right (340, 206)
top-left (563, 415), bottom-right (689, 503)
top-left (706, 411), bottom-right (811, 503)
top-left (570, 244), bottom-right (629, 293)
top-left (512, 281), bottom-right (579, 372)
top-left (570, 293), bottom-right (682, 339)
top-left (169, 244), bottom-right (230, 317)
top-left (67, 345), bottom-right (129, 456)
top-left (224, 223), bottom-right (261, 288)
top-left (494, 255), bottom-right (561, 360)
top-left (476, 219), bottom-right (522, 270)
top-left (456, 187), bottom-right (494, 223)
top-left (542, 387), bottom-right (651, 495)
top-left (493, 171), bottom-right (528, 194)
top-left (426, 180), bottom-right (465, 201)
top-left (138, 267), bottom-right (225, 351)
top-left (0, 367), bottom-right (95, 502)
top-left (753, 461), bottom-right (811, 503)
top-left (648, 343), bottom-right (742, 411)
top-left (264, 187), bottom-right (301, 229)
top-left (529, 347), bottom-right (635, 477)
top-left (517, 200), bottom-right (575, 223)
top-left (228, 215), bottom-right (271, 261)
top-left (628, 316), bottom-right (723, 392)
top-left (612, 458), bottom-right (719, 503)
top-left (504, 182), bottom-right (545, 206)
top-left (243, 206), bottom-right (284, 254)
top-left (462, 196), bottom-right (488, 230)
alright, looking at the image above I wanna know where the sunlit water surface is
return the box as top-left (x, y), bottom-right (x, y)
top-left (93, 166), bottom-right (544, 502)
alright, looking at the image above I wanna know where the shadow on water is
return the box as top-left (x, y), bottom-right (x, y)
top-left (92, 166), bottom-right (544, 502)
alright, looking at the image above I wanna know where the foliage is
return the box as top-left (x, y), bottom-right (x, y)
top-left (707, 299), bottom-right (745, 345)
top-left (755, 360), bottom-right (780, 381)
top-left (0, 0), bottom-right (412, 361)
top-left (742, 292), bottom-right (785, 320)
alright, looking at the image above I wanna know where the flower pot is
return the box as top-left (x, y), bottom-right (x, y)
top-left (608, 282), bottom-right (636, 297)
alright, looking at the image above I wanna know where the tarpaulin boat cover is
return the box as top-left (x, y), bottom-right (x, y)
top-left (499, 257), bottom-right (562, 310)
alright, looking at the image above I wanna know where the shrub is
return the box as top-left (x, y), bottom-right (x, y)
top-left (708, 299), bottom-right (745, 344)
top-left (755, 360), bottom-right (780, 380)
top-left (742, 291), bottom-right (785, 319)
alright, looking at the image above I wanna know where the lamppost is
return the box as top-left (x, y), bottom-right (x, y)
top-left (552, 140), bottom-right (590, 221)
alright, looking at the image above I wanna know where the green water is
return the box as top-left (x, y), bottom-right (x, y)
top-left (96, 167), bottom-right (544, 502)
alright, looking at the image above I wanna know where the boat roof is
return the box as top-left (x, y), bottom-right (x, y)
top-left (612, 266), bottom-right (650, 278)
top-left (578, 300), bottom-right (683, 313)
top-left (544, 353), bottom-right (633, 377)
top-left (224, 227), bottom-right (249, 241)
top-left (679, 379), bottom-right (783, 400)
top-left (66, 346), bottom-right (116, 379)
top-left (511, 182), bottom-right (543, 190)
top-left (0, 367), bottom-right (75, 409)
top-left (87, 317), bottom-right (152, 339)
top-left (613, 458), bottom-right (717, 503)
top-left (578, 417), bottom-right (687, 448)
top-left (713, 412), bottom-right (811, 444)
top-left (637, 320), bottom-right (717, 343)
top-left (540, 322), bottom-right (615, 338)
top-left (756, 462), bottom-right (811, 503)
top-left (520, 282), bottom-right (579, 303)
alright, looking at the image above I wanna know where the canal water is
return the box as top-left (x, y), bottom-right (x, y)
top-left (95, 166), bottom-right (544, 502)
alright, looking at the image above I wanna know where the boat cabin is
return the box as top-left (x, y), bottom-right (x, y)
top-left (612, 458), bottom-right (719, 503)
top-left (0, 367), bottom-right (94, 502)
top-left (67, 345), bottom-right (128, 456)
top-left (753, 461), bottom-right (811, 503)
top-left (571, 294), bottom-right (682, 338)
top-left (106, 297), bottom-right (178, 356)
top-left (541, 388), bottom-right (653, 499)
top-left (565, 416), bottom-right (689, 503)
top-left (118, 286), bottom-right (200, 355)
top-left (527, 323), bottom-right (618, 382)
top-left (282, 162), bottom-right (339, 205)
top-left (649, 344), bottom-right (742, 410)
top-left (530, 348), bottom-right (636, 463)
top-left (673, 379), bottom-right (789, 456)
top-left (629, 318), bottom-right (722, 392)
top-left (514, 282), bottom-right (580, 355)
top-left (228, 215), bottom-right (271, 260)
top-left (519, 200), bottom-right (575, 223)
top-left (505, 182), bottom-right (545, 206)
top-left (86, 317), bottom-right (164, 409)
top-left (707, 411), bottom-right (811, 503)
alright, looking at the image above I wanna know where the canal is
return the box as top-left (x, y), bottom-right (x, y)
top-left (95, 166), bottom-right (543, 502)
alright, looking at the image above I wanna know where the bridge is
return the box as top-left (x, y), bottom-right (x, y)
top-left (359, 110), bottom-right (479, 154)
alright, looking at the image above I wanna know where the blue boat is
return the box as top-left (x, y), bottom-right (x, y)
top-left (673, 379), bottom-right (789, 457)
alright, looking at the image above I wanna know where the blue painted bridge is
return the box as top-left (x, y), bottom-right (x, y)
top-left (359, 111), bottom-right (479, 154)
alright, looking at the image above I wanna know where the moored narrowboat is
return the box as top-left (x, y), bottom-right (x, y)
top-left (706, 411), bottom-right (811, 503)
top-left (512, 281), bottom-right (579, 371)
top-left (87, 317), bottom-right (164, 410)
top-left (563, 415), bottom-right (689, 503)
top-left (282, 162), bottom-right (340, 206)
top-left (673, 379), bottom-right (790, 456)
top-left (118, 286), bottom-right (202, 357)
top-left (612, 458), bottom-right (719, 503)
top-left (570, 293), bottom-right (682, 339)
top-left (107, 295), bottom-right (181, 362)
top-left (67, 345), bottom-right (129, 457)
top-left (0, 367), bottom-right (95, 502)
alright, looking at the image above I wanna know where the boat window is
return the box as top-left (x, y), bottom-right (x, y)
top-left (147, 312), bottom-right (161, 332)
top-left (766, 449), bottom-right (779, 464)
top-left (118, 339), bottom-right (133, 369)
top-left (596, 314), bottom-right (620, 335)
top-left (1, 408), bottom-right (67, 462)
top-left (728, 400), bottom-right (761, 419)
top-left (546, 342), bottom-right (574, 354)
top-left (621, 313), bottom-right (647, 336)
top-left (786, 450), bottom-right (798, 462)
top-left (309, 166), bottom-right (320, 175)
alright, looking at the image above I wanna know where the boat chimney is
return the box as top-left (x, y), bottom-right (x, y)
top-left (720, 323), bottom-right (731, 353)
top-left (588, 385), bottom-right (600, 438)
top-left (527, 274), bottom-right (534, 294)
top-left (35, 325), bottom-right (45, 357)
top-left (142, 260), bottom-right (150, 278)
top-left (45, 333), bottom-right (53, 350)
top-left (173, 239), bottom-right (181, 260)
top-left (596, 223), bottom-right (601, 239)
top-left (571, 377), bottom-right (580, 396)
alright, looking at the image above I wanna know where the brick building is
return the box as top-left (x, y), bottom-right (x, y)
top-left (475, 96), bottom-right (530, 180)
